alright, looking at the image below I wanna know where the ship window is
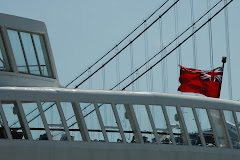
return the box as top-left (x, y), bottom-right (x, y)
top-left (7, 29), bottom-right (53, 77)
top-left (181, 107), bottom-right (203, 146)
top-left (195, 108), bottom-right (216, 147)
top-left (166, 106), bottom-right (188, 145)
top-left (116, 104), bottom-right (134, 143)
top-left (133, 105), bottom-right (155, 143)
top-left (0, 111), bottom-right (8, 139)
top-left (20, 32), bottom-right (40, 75)
top-left (223, 110), bottom-right (240, 149)
top-left (21, 103), bottom-right (47, 140)
top-left (98, 103), bottom-right (122, 143)
top-left (149, 105), bottom-right (172, 144)
top-left (32, 34), bottom-right (52, 77)
top-left (60, 102), bottom-right (83, 141)
top-left (41, 102), bottom-right (67, 141)
top-left (209, 109), bottom-right (230, 148)
top-left (2, 102), bottom-right (28, 139)
top-left (7, 30), bottom-right (28, 73)
top-left (0, 30), bottom-right (10, 71)
top-left (79, 103), bottom-right (104, 142)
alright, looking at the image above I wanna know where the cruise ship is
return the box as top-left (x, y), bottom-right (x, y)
top-left (0, 1), bottom-right (240, 160)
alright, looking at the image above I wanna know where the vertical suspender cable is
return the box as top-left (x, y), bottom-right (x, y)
top-left (174, 1), bottom-right (182, 86)
top-left (224, 0), bottom-right (232, 100)
top-left (136, 70), bottom-right (140, 91)
top-left (144, 22), bottom-right (150, 92)
top-left (115, 47), bottom-right (120, 90)
top-left (149, 63), bottom-right (154, 92)
top-left (207, 0), bottom-right (214, 70)
top-left (190, 0), bottom-right (198, 69)
top-left (102, 65), bottom-right (106, 90)
top-left (130, 42), bottom-right (135, 91)
top-left (159, 19), bottom-right (164, 92)
top-left (88, 69), bottom-right (92, 90)
top-left (163, 50), bottom-right (169, 93)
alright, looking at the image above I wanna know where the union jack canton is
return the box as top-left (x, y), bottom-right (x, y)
top-left (200, 67), bottom-right (223, 83)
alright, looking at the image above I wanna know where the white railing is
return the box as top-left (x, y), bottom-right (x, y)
top-left (0, 87), bottom-right (239, 149)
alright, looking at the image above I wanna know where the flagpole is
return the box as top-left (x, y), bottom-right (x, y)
top-left (222, 56), bottom-right (227, 67)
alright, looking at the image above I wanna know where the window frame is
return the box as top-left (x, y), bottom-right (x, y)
top-left (7, 28), bottom-right (53, 78)
top-left (0, 27), bottom-right (11, 72)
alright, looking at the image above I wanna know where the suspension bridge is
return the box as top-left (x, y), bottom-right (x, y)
top-left (9, 0), bottom-right (240, 141)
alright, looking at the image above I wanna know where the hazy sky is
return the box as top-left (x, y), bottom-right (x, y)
top-left (1, 0), bottom-right (240, 100)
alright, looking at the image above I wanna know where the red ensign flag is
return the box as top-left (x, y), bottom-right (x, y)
top-left (178, 65), bottom-right (224, 98)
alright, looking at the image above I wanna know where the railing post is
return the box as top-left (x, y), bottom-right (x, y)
top-left (56, 101), bottom-right (72, 142)
top-left (206, 108), bottom-right (220, 147)
top-left (73, 102), bottom-right (91, 142)
top-left (145, 104), bottom-right (161, 144)
top-left (232, 111), bottom-right (240, 142)
top-left (16, 101), bottom-right (33, 140)
top-left (192, 107), bottom-right (206, 147)
top-left (124, 104), bottom-right (144, 144)
top-left (176, 106), bottom-right (191, 145)
top-left (111, 103), bottom-right (127, 143)
top-left (36, 101), bottom-right (52, 141)
top-left (0, 101), bottom-right (12, 140)
top-left (162, 105), bottom-right (176, 145)
top-left (93, 103), bottom-right (109, 143)
top-left (220, 109), bottom-right (233, 149)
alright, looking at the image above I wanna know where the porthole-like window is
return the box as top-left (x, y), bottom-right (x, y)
top-left (7, 29), bottom-right (53, 77)
top-left (0, 29), bottom-right (10, 71)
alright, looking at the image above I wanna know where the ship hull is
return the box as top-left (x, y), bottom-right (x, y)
top-left (0, 140), bottom-right (239, 160)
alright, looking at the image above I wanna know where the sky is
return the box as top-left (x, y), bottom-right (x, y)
top-left (0, 0), bottom-right (240, 101)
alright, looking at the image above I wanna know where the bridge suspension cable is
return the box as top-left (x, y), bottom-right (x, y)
top-left (74, 0), bottom-right (180, 89)
top-left (109, 0), bottom-right (223, 91)
top-left (60, 0), bottom-right (229, 128)
top-left (14, 0), bottom-right (232, 132)
top-left (121, 0), bottom-right (233, 91)
top-left (64, 0), bottom-right (170, 88)
top-left (50, 1), bottom-right (234, 138)
top-left (9, 0), bottom-right (175, 128)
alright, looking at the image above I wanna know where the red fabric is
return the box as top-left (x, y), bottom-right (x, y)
top-left (178, 65), bottom-right (223, 98)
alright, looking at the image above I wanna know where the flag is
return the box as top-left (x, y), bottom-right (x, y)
top-left (178, 65), bottom-right (224, 98)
